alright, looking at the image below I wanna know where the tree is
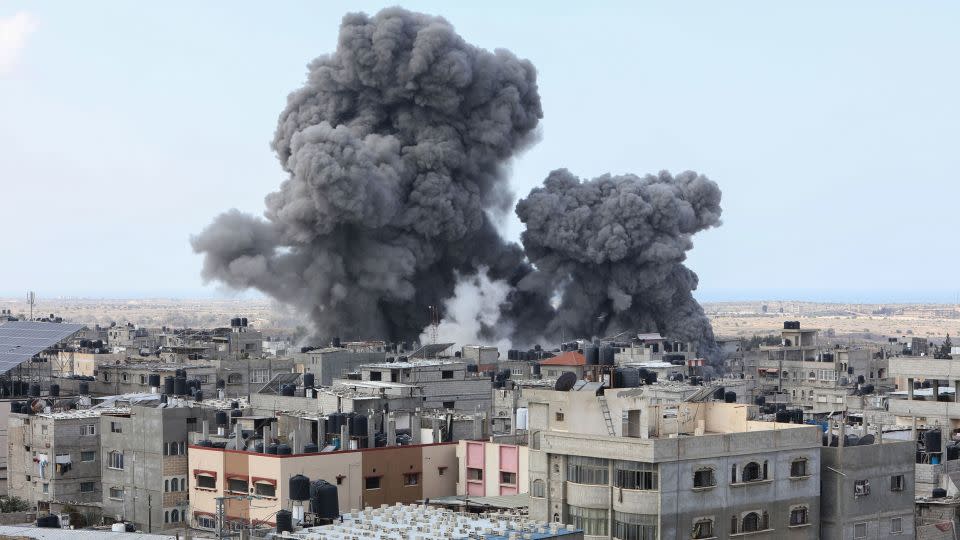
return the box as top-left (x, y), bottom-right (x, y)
top-left (0, 496), bottom-right (31, 513)
top-left (939, 334), bottom-right (953, 359)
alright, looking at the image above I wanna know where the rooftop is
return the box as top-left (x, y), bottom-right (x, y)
top-left (539, 351), bottom-right (585, 366)
top-left (291, 504), bottom-right (579, 540)
top-left (361, 359), bottom-right (462, 369)
top-left (0, 525), bottom-right (177, 540)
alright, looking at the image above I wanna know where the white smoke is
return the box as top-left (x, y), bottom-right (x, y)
top-left (420, 267), bottom-right (513, 354)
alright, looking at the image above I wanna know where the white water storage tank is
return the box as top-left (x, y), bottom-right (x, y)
top-left (515, 408), bottom-right (529, 430)
top-left (111, 523), bottom-right (125, 532)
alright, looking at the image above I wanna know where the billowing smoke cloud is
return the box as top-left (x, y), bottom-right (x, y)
top-left (192, 7), bottom-right (722, 352)
top-left (192, 7), bottom-right (550, 343)
top-left (515, 169), bottom-right (722, 353)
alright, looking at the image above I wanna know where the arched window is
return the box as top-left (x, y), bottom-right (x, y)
top-left (164, 511), bottom-right (169, 523)
top-left (228, 373), bottom-right (243, 384)
top-left (171, 509), bottom-right (179, 523)
top-left (790, 506), bottom-right (808, 526)
top-left (171, 478), bottom-right (178, 492)
top-left (692, 518), bottom-right (714, 539)
top-left (530, 431), bottom-right (541, 450)
top-left (808, 371), bottom-right (816, 380)
top-left (742, 462), bottom-right (762, 482)
top-left (164, 479), bottom-right (169, 492)
top-left (531, 479), bottom-right (545, 498)
top-left (742, 512), bottom-right (760, 532)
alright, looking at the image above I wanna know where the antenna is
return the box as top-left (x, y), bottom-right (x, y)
top-left (27, 291), bottom-right (35, 321)
top-left (428, 305), bottom-right (439, 352)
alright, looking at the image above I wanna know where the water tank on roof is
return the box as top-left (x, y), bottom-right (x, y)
top-left (327, 413), bottom-right (344, 434)
top-left (9, 402), bottom-right (21, 414)
top-left (277, 444), bottom-right (292, 455)
top-left (584, 346), bottom-right (599, 365)
top-left (231, 400), bottom-right (239, 409)
top-left (754, 396), bottom-right (766, 406)
top-left (215, 411), bottom-right (228, 426)
top-left (216, 379), bottom-right (225, 389)
top-left (230, 409), bottom-right (242, 418)
top-left (148, 374), bottom-right (161, 387)
top-left (332, 337), bottom-right (341, 348)
top-left (713, 387), bottom-right (725, 400)
top-left (163, 376), bottom-right (174, 395)
top-left (266, 444), bottom-right (279, 455)
top-left (281, 384), bottom-right (295, 397)
top-left (303, 373), bottom-right (315, 388)
top-left (173, 377), bottom-right (186, 396)
top-left (351, 414), bottom-right (368, 437)
top-left (600, 345), bottom-right (614, 365)
top-left (304, 443), bottom-right (319, 454)
top-left (29, 384), bottom-right (40, 397)
top-left (276, 510), bottom-right (293, 533)
top-left (159, 394), bottom-right (168, 404)
top-left (310, 480), bottom-right (340, 519)
top-left (933, 488), bottom-right (948, 498)
top-left (289, 474), bottom-right (310, 501)
top-left (49, 384), bottom-right (59, 397)
top-left (925, 430), bottom-right (942, 452)
top-left (724, 391), bottom-right (737, 403)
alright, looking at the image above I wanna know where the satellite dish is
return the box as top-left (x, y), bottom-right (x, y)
top-left (555, 372), bottom-right (577, 392)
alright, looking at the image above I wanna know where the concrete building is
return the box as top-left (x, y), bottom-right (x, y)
top-left (187, 441), bottom-right (458, 532)
top-left (358, 359), bottom-right (492, 411)
top-left (99, 401), bottom-right (216, 532)
top-left (298, 347), bottom-right (387, 386)
top-left (819, 433), bottom-right (915, 540)
top-left (293, 504), bottom-right (583, 540)
top-left (458, 439), bottom-right (529, 497)
top-left (7, 408), bottom-right (110, 511)
top-left (540, 352), bottom-right (587, 379)
top-left (524, 388), bottom-right (821, 540)
top-left (461, 345), bottom-right (500, 366)
top-left (91, 362), bottom-right (218, 397)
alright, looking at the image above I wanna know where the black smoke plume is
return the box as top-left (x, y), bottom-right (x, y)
top-left (191, 7), bottom-right (549, 342)
top-left (192, 7), bottom-right (722, 351)
top-left (515, 169), bottom-right (722, 351)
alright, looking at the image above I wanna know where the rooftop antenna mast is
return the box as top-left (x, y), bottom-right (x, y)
top-left (428, 305), bottom-right (439, 357)
top-left (27, 291), bottom-right (35, 321)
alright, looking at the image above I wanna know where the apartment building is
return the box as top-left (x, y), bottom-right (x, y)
top-left (524, 388), bottom-right (821, 540)
top-left (7, 408), bottom-right (107, 510)
top-left (358, 360), bottom-right (492, 411)
top-left (298, 347), bottom-right (387, 386)
top-left (187, 441), bottom-right (457, 532)
top-left (457, 439), bottom-right (529, 497)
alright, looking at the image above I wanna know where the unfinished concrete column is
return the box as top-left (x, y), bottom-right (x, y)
top-left (317, 418), bottom-right (326, 448)
top-left (933, 380), bottom-right (941, 402)
top-left (263, 424), bottom-right (272, 446)
top-left (908, 378), bottom-right (914, 400)
top-left (340, 424), bottom-right (349, 451)
top-left (366, 415), bottom-right (375, 448)
top-left (411, 410), bottom-right (422, 445)
top-left (472, 413), bottom-right (483, 440)
top-left (431, 419), bottom-right (440, 444)
top-left (955, 380), bottom-right (959, 403)
top-left (202, 420), bottom-right (209, 441)
top-left (387, 412), bottom-right (397, 446)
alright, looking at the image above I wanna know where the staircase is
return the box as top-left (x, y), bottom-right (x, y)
top-left (598, 395), bottom-right (617, 436)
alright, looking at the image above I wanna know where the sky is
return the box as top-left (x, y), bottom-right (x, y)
top-left (1, 1), bottom-right (958, 303)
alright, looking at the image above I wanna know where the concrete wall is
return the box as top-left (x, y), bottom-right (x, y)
top-left (300, 350), bottom-right (386, 386)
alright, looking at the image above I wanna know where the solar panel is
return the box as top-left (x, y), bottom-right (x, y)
top-left (409, 342), bottom-right (454, 358)
top-left (0, 321), bottom-right (86, 374)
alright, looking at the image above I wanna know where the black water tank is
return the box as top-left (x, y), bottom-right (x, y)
top-left (49, 384), bottom-right (59, 397)
top-left (163, 376), bottom-right (175, 395)
top-left (713, 387), bottom-right (725, 400)
top-left (531, 362), bottom-right (542, 376)
top-left (276, 510), bottom-right (293, 533)
top-left (861, 384), bottom-right (875, 395)
top-left (327, 413), bottom-right (344, 434)
top-left (309, 479), bottom-right (340, 519)
top-left (775, 410), bottom-right (791, 423)
top-left (934, 488), bottom-right (948, 498)
top-left (231, 400), bottom-right (239, 409)
top-left (194, 390), bottom-right (203, 402)
top-left (175, 368), bottom-right (186, 378)
top-left (9, 402), bottom-right (20, 414)
top-left (508, 349), bottom-right (518, 360)
top-left (281, 384), bottom-right (295, 397)
top-left (948, 444), bottom-right (960, 461)
top-left (303, 373), bottom-right (315, 388)
top-left (724, 391), bottom-right (737, 403)
top-left (148, 374), bottom-right (161, 387)
top-left (304, 443), bottom-right (319, 453)
top-left (754, 396), bottom-right (766, 406)
top-left (277, 444), bottom-right (292, 455)
top-left (584, 346), bottom-right (599, 365)
top-left (216, 379), bottom-right (225, 389)
top-left (266, 444), bottom-right (279, 455)
top-left (289, 474), bottom-right (310, 501)
top-left (925, 430), bottom-right (942, 452)
top-left (173, 377), bottom-right (186, 396)
top-left (159, 394), bottom-right (168, 404)
top-left (600, 345), bottom-right (615, 365)
top-left (351, 414), bottom-right (368, 437)
top-left (231, 409), bottom-right (242, 418)
top-left (29, 384), bottom-right (40, 397)
top-left (216, 411), bottom-right (228, 426)
top-left (332, 337), bottom-right (341, 348)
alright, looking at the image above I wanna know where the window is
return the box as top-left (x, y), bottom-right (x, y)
top-left (165, 479), bottom-right (169, 492)
top-left (790, 458), bottom-right (808, 478)
top-left (855, 479), bottom-right (870, 497)
top-left (790, 506), bottom-right (808, 526)
top-left (165, 511), bottom-right (169, 524)
top-left (81, 451), bottom-right (95, 462)
top-left (108, 451), bottom-right (124, 470)
top-left (616, 461), bottom-right (658, 490)
top-left (109, 487), bottom-right (124, 500)
top-left (614, 511), bottom-right (657, 540)
top-left (171, 478), bottom-right (179, 492)
top-left (530, 431), bottom-right (541, 450)
top-left (437, 467), bottom-right (446, 477)
top-left (171, 510), bottom-right (179, 523)
top-left (442, 401), bottom-right (455, 409)
top-left (500, 472), bottom-right (516, 485)
top-left (42, 483), bottom-right (49, 494)
top-left (891, 517), bottom-right (903, 534)
top-left (139, 375), bottom-right (146, 384)
top-left (227, 478), bottom-right (248, 493)
top-left (531, 479), bottom-right (545, 498)
top-left (742, 512), bottom-right (761, 533)
top-left (691, 518), bottom-right (714, 539)
top-left (566, 456), bottom-right (609, 485)
top-left (186, 417), bottom-right (197, 425)
top-left (741, 462), bottom-right (764, 482)
top-left (369, 371), bottom-right (382, 381)
top-left (891, 474), bottom-right (905, 491)
top-left (441, 370), bottom-right (454, 379)
top-left (197, 515), bottom-right (216, 529)
top-left (251, 369), bottom-right (269, 383)
top-left (81, 424), bottom-right (96, 436)
top-left (854, 522), bottom-right (867, 538)
top-left (365, 476), bottom-right (381, 490)
top-left (567, 505), bottom-right (608, 536)
top-left (404, 473), bottom-right (420, 486)
top-left (555, 412), bottom-right (565, 421)
top-left (693, 468), bottom-right (716, 488)
top-left (254, 482), bottom-right (276, 497)
top-left (121, 372), bottom-right (129, 382)
top-left (196, 474), bottom-right (216, 489)
top-left (80, 482), bottom-right (95, 493)
top-left (197, 375), bottom-right (209, 383)
top-left (467, 468), bottom-right (483, 481)
top-left (110, 421), bottom-right (122, 433)
top-left (227, 373), bottom-right (242, 384)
